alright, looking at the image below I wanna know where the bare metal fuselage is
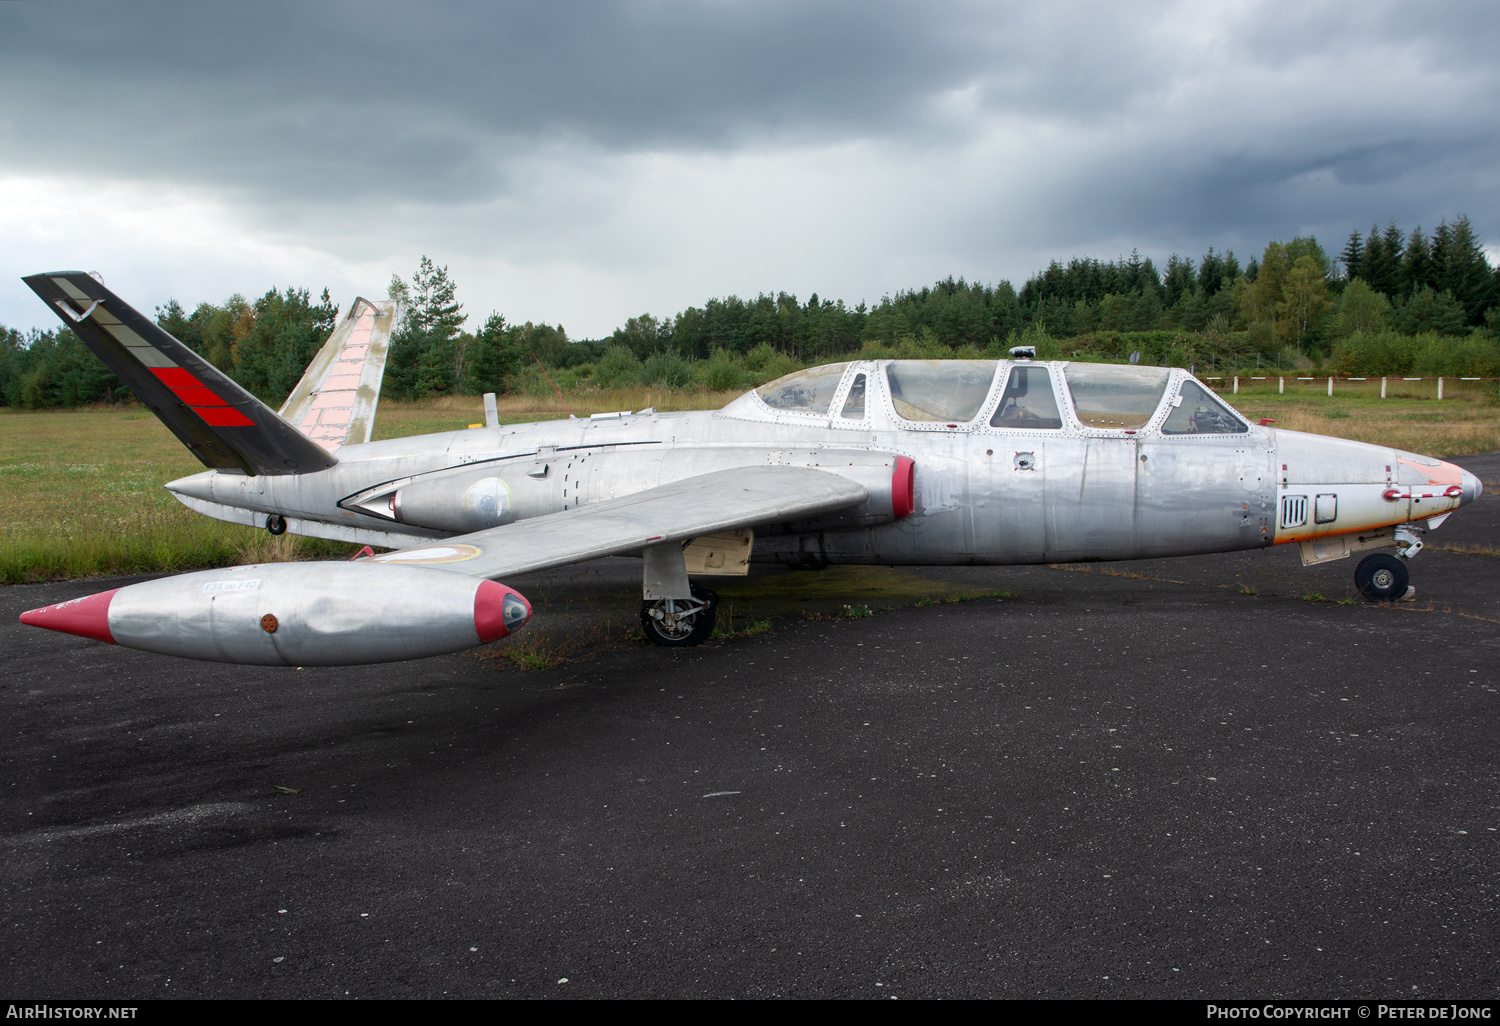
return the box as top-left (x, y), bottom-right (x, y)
top-left (166, 362), bottom-right (1477, 571)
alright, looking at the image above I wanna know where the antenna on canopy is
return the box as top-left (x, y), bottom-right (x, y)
top-left (1009, 345), bottom-right (1036, 361)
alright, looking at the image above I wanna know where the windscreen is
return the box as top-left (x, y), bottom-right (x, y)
top-left (990, 366), bottom-right (1063, 429)
top-left (885, 360), bottom-right (996, 423)
top-left (756, 364), bottom-right (849, 413)
top-left (1161, 380), bottom-right (1248, 434)
top-left (1063, 364), bottom-right (1170, 430)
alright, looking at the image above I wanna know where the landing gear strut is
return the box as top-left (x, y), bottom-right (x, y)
top-left (640, 586), bottom-right (717, 646)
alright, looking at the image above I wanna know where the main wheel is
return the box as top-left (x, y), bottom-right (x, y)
top-left (266, 513), bottom-right (287, 536)
top-left (640, 586), bottom-right (718, 646)
top-left (1355, 553), bottom-right (1409, 603)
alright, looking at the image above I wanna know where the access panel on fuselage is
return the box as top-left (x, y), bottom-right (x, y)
top-left (1041, 435), bottom-right (1139, 562)
top-left (1131, 438), bottom-right (1271, 557)
top-left (968, 438), bottom-right (1046, 564)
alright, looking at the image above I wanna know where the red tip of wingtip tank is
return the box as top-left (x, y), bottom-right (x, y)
top-left (473, 581), bottom-right (532, 643)
top-left (19, 588), bottom-right (119, 644)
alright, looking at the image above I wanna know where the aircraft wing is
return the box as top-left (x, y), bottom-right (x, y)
top-left (367, 465), bottom-right (869, 580)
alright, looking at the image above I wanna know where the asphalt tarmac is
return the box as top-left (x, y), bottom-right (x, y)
top-left (4, 455), bottom-right (1499, 1000)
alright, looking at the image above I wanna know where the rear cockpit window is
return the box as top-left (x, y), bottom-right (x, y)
top-left (756, 363), bottom-right (849, 413)
top-left (990, 366), bottom-right (1062, 429)
top-left (885, 360), bottom-right (996, 423)
top-left (841, 374), bottom-right (866, 418)
top-left (1161, 380), bottom-right (1248, 435)
top-left (1063, 364), bottom-right (1170, 430)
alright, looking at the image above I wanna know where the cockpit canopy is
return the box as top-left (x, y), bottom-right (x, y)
top-left (735, 359), bottom-right (1249, 436)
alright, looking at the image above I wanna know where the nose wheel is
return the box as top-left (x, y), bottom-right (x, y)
top-left (1355, 553), bottom-right (1410, 603)
top-left (640, 586), bottom-right (718, 646)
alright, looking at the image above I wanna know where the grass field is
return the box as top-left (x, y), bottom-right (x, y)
top-left (2, 383), bottom-right (1496, 584)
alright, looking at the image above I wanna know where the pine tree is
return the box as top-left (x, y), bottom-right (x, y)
top-left (385, 256), bottom-right (466, 398)
top-left (1162, 254), bottom-right (1196, 306)
top-left (1362, 223), bottom-right (1401, 298)
top-left (1443, 215), bottom-right (1494, 324)
top-left (461, 313), bottom-right (521, 394)
top-left (1339, 230), bottom-right (1364, 282)
top-left (1401, 227), bottom-right (1432, 296)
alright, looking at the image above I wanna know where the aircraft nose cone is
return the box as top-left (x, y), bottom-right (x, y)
top-left (1461, 468), bottom-right (1483, 504)
top-left (19, 589), bottom-right (119, 644)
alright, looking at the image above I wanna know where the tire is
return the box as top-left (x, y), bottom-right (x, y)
top-left (640, 586), bottom-right (718, 647)
top-left (1355, 553), bottom-right (1409, 603)
top-left (266, 514), bottom-right (287, 536)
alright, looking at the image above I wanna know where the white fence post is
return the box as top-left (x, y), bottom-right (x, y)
top-left (1327, 376), bottom-right (1333, 397)
top-left (1233, 376), bottom-right (1239, 394)
top-left (1437, 377), bottom-right (1444, 400)
top-left (1279, 377), bottom-right (1284, 394)
top-left (1381, 377), bottom-right (1387, 399)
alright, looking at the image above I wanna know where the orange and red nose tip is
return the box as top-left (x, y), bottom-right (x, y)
top-left (473, 581), bottom-right (532, 643)
top-left (19, 589), bottom-right (119, 644)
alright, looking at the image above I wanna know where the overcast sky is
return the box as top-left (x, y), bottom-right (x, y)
top-left (2, 0), bottom-right (1496, 338)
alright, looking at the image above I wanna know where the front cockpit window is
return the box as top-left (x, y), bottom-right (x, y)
top-left (1161, 380), bottom-right (1249, 435)
top-left (990, 366), bottom-right (1063, 429)
top-left (1062, 364), bottom-right (1170, 430)
top-left (756, 363), bottom-right (850, 413)
top-left (885, 360), bottom-right (996, 423)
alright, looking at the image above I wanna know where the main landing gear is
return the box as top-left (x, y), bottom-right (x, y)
top-left (640, 585), bottom-right (717, 646)
top-left (266, 513), bottom-right (287, 535)
top-left (1354, 525), bottom-right (1421, 603)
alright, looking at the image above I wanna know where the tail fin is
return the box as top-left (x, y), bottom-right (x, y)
top-left (24, 271), bottom-right (337, 476)
top-left (277, 296), bottom-right (399, 452)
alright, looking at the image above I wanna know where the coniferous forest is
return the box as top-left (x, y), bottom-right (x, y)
top-left (4, 217), bottom-right (1499, 410)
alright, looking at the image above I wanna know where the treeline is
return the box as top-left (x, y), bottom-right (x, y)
top-left (4, 216), bottom-right (1500, 409)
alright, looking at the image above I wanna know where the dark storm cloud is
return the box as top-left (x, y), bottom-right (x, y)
top-left (0, 0), bottom-right (1006, 200)
top-left (5, 1), bottom-right (1497, 216)
top-left (2, 0), bottom-right (1498, 336)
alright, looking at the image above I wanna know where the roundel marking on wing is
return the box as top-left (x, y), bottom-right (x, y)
top-left (371, 544), bottom-right (483, 564)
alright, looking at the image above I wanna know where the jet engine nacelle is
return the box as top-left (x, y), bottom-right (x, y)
top-left (766, 453), bottom-right (915, 531)
top-left (345, 446), bottom-right (914, 536)
top-left (343, 465), bottom-right (523, 534)
top-left (19, 561), bottom-right (531, 665)
top-left (394, 469), bottom-right (517, 534)
top-left (684, 450), bottom-right (906, 534)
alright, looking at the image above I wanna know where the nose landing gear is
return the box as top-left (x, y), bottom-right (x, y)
top-left (1354, 553), bottom-right (1410, 603)
top-left (1355, 524), bottom-right (1422, 603)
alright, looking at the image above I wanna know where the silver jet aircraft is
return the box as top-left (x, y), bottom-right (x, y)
top-left (18, 272), bottom-right (1484, 663)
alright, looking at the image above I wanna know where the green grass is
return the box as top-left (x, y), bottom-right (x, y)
top-left (0, 407), bottom-right (355, 584)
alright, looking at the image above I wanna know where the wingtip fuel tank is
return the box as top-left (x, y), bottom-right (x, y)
top-left (19, 562), bottom-right (532, 665)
